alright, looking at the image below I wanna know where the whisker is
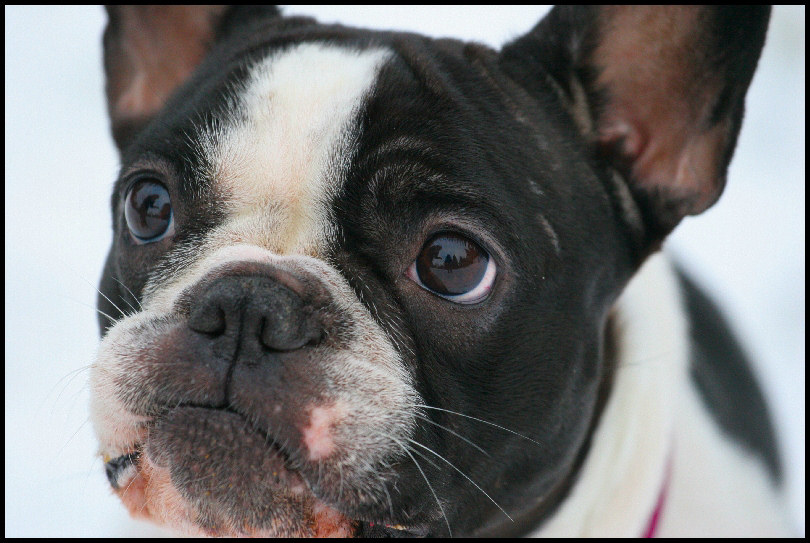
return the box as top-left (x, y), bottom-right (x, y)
top-left (137, 475), bottom-right (157, 517)
top-left (394, 438), bottom-right (441, 472)
top-left (415, 414), bottom-right (490, 457)
top-left (51, 364), bottom-right (92, 396)
top-left (407, 438), bottom-right (513, 523)
top-left (56, 417), bottom-right (91, 460)
top-left (415, 404), bottom-right (543, 447)
top-left (62, 293), bottom-right (120, 325)
top-left (384, 433), bottom-right (452, 537)
top-left (83, 454), bottom-right (103, 497)
top-left (352, 452), bottom-right (395, 506)
top-left (337, 462), bottom-right (344, 503)
top-left (377, 469), bottom-right (395, 520)
top-left (111, 275), bottom-right (143, 312)
top-left (40, 364), bottom-right (92, 417)
top-left (56, 260), bottom-right (133, 320)
top-left (87, 276), bottom-right (131, 321)
top-left (120, 460), bottom-right (143, 502)
top-left (110, 287), bottom-right (138, 316)
top-left (96, 306), bottom-right (120, 325)
top-left (65, 381), bottom-right (91, 425)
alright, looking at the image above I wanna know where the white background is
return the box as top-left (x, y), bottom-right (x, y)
top-left (5, 5), bottom-right (804, 537)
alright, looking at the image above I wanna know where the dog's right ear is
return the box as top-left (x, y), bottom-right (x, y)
top-left (103, 6), bottom-right (279, 151)
top-left (499, 6), bottom-right (769, 250)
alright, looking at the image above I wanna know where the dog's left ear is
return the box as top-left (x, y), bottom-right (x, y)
top-left (103, 6), bottom-right (280, 151)
top-left (500, 6), bottom-right (770, 245)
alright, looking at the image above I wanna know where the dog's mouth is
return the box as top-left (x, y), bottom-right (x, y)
top-left (103, 407), bottom-right (424, 537)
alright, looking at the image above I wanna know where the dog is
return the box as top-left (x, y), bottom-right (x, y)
top-left (90, 6), bottom-right (792, 536)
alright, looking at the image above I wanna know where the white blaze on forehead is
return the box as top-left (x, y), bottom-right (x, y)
top-left (200, 43), bottom-right (391, 255)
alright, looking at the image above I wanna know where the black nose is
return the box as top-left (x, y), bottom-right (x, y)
top-left (187, 275), bottom-right (322, 352)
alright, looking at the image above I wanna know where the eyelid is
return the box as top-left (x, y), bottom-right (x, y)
top-left (121, 170), bottom-right (167, 193)
top-left (116, 163), bottom-right (174, 209)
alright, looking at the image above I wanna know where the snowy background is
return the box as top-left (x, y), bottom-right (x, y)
top-left (5, 5), bottom-right (804, 537)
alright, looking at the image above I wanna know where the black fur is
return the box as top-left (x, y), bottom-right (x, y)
top-left (679, 269), bottom-right (782, 482)
top-left (97, 6), bottom-right (774, 536)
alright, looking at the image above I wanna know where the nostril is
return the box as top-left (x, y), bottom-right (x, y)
top-left (188, 304), bottom-right (227, 336)
top-left (305, 328), bottom-right (323, 347)
top-left (259, 313), bottom-right (322, 352)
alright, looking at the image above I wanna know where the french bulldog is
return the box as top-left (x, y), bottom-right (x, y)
top-left (90, 5), bottom-right (792, 537)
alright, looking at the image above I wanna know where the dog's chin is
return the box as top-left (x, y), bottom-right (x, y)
top-left (104, 407), bottom-right (418, 537)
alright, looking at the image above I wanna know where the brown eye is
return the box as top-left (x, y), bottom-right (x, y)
top-left (409, 233), bottom-right (496, 303)
top-left (124, 178), bottom-right (173, 242)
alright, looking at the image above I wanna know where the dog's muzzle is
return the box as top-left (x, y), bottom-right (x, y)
top-left (93, 258), bottom-right (420, 537)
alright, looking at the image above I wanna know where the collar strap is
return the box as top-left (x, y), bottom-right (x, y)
top-left (642, 452), bottom-right (673, 537)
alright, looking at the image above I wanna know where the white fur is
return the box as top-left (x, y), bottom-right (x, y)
top-left (658, 374), bottom-right (793, 536)
top-left (139, 44), bottom-right (391, 309)
top-left (197, 43), bottom-right (390, 256)
top-left (531, 252), bottom-right (790, 536)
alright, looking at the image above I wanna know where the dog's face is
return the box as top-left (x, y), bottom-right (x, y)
top-left (91, 6), bottom-right (768, 537)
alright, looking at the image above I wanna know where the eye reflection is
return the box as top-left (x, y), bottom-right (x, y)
top-left (410, 232), bottom-right (495, 304)
top-left (124, 178), bottom-right (173, 242)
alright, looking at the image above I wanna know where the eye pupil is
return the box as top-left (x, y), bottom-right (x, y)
top-left (416, 234), bottom-right (488, 296)
top-left (124, 178), bottom-right (172, 241)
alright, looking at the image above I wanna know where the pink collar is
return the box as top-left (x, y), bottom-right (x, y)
top-left (642, 454), bottom-right (673, 537)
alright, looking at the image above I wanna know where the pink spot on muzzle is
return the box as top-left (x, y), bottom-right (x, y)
top-left (301, 403), bottom-right (345, 461)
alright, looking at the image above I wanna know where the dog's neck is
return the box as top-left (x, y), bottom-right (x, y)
top-left (528, 252), bottom-right (688, 536)
top-left (470, 252), bottom-right (686, 537)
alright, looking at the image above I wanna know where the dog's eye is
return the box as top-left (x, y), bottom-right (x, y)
top-left (407, 233), bottom-right (496, 304)
top-left (124, 178), bottom-right (173, 243)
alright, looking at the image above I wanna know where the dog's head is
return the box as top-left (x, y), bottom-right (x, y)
top-left (91, 6), bottom-right (769, 537)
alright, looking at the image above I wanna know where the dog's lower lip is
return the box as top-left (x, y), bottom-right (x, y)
top-left (105, 409), bottom-right (423, 536)
top-left (104, 451), bottom-right (140, 489)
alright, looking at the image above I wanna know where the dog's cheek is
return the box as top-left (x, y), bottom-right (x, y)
top-left (89, 385), bottom-right (149, 461)
top-left (90, 325), bottom-right (152, 459)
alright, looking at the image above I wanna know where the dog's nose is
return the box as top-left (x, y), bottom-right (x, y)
top-left (187, 275), bottom-right (322, 352)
